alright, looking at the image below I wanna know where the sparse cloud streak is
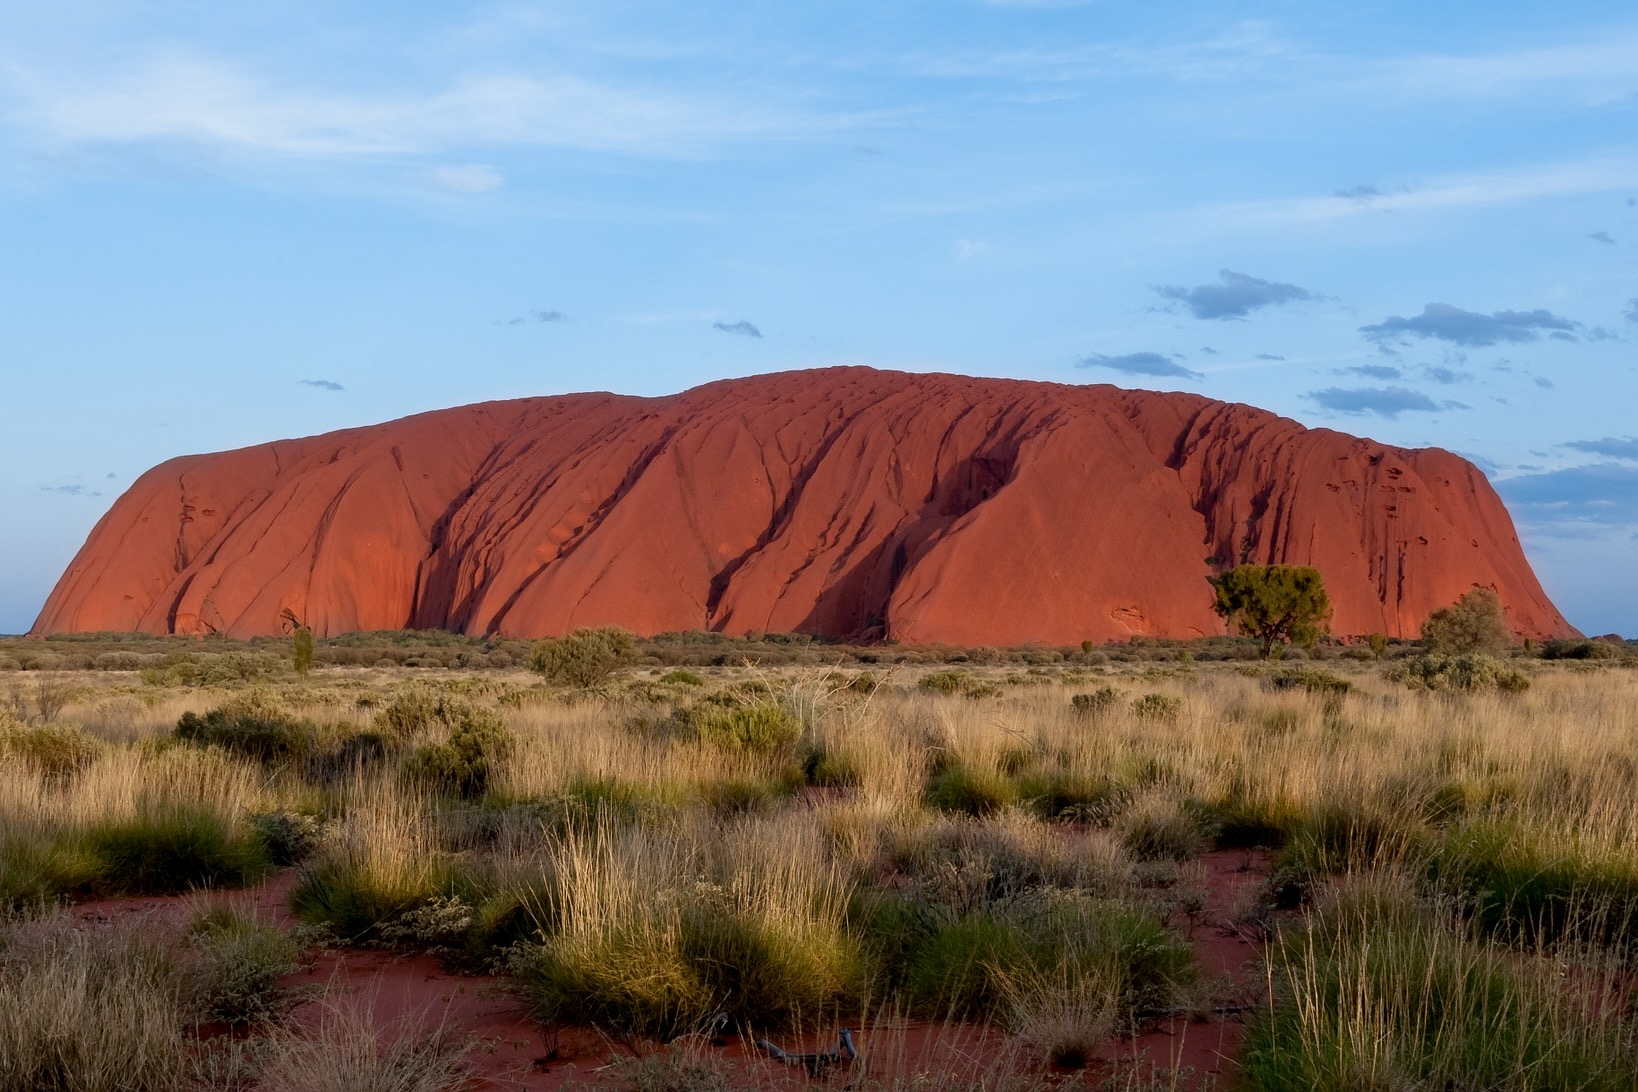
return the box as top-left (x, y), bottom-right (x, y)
top-left (1077, 352), bottom-right (1201, 379)
top-left (1305, 385), bottom-right (1467, 418)
top-left (712, 320), bottom-right (762, 338)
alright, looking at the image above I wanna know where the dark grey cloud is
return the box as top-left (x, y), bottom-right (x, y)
top-left (1565, 436), bottom-right (1638, 460)
top-left (1422, 365), bottom-right (1474, 385)
top-left (1360, 303), bottom-right (1582, 349)
top-left (1304, 386), bottom-right (1467, 418)
top-left (299, 379), bottom-right (345, 391)
top-left (1078, 352), bottom-right (1201, 379)
top-left (1334, 184), bottom-right (1384, 201)
top-left (1198, 346), bottom-right (1219, 355)
top-left (1153, 269), bottom-right (1316, 320)
top-left (1534, 376), bottom-right (1555, 389)
top-left (41, 484), bottom-right (101, 497)
top-left (1340, 364), bottom-right (1402, 380)
top-left (1586, 231), bottom-right (1616, 245)
top-left (713, 320), bottom-right (763, 338)
top-left (1498, 462), bottom-right (1638, 528)
top-left (1255, 353), bottom-right (1286, 362)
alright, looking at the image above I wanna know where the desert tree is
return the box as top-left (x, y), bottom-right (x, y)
top-left (1420, 586), bottom-right (1511, 655)
top-left (1208, 564), bottom-right (1332, 658)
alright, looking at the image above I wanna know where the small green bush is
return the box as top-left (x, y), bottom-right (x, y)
top-left (248, 810), bottom-right (324, 866)
top-left (529, 627), bottom-right (637, 687)
top-left (400, 706), bottom-right (512, 799)
top-left (0, 723), bottom-right (100, 779)
top-left (1130, 693), bottom-right (1183, 723)
top-left (902, 894), bottom-right (1192, 1022)
top-left (1390, 653), bottom-right (1529, 692)
top-left (1541, 638), bottom-right (1624, 661)
top-left (1070, 687), bottom-right (1120, 716)
top-left (185, 907), bottom-right (301, 1026)
top-left (173, 700), bottom-right (322, 764)
top-left (1265, 667), bottom-right (1351, 696)
top-left (919, 670), bottom-right (968, 694)
top-left (683, 703), bottom-right (802, 754)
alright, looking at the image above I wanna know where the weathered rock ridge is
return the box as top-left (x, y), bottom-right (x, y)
top-left (34, 367), bottom-right (1575, 644)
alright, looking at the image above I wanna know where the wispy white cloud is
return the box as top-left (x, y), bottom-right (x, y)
top-left (422, 163), bottom-right (503, 192)
top-left (1368, 32), bottom-right (1638, 105)
top-left (4, 51), bottom-right (835, 160)
top-left (1191, 157), bottom-right (1638, 234)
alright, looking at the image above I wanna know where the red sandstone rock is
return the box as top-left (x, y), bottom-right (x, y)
top-left (32, 367), bottom-right (1576, 644)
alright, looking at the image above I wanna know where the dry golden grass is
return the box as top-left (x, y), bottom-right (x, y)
top-left (3, 649), bottom-right (1638, 1089)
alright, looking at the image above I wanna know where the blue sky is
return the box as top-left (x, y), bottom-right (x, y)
top-left (3, 1), bottom-right (1635, 636)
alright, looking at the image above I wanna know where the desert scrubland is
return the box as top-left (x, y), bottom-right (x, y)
top-left (2, 631), bottom-right (1636, 1090)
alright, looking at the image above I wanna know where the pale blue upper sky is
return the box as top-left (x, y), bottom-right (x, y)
top-left (3, 1), bottom-right (1635, 636)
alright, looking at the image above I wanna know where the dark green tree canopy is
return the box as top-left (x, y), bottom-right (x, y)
top-left (1420, 586), bottom-right (1511, 655)
top-left (1208, 564), bottom-right (1332, 658)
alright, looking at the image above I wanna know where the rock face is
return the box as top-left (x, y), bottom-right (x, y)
top-left (34, 367), bottom-right (1576, 644)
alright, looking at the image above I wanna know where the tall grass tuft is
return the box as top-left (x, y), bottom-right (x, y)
top-left (0, 915), bottom-right (187, 1092)
top-left (513, 813), bottom-right (864, 1037)
top-left (1243, 872), bottom-right (1638, 1091)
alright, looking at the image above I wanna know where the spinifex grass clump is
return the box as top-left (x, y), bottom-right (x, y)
top-left (897, 892), bottom-right (1193, 1025)
top-left (1, 743), bottom-right (272, 906)
top-left (1429, 816), bottom-right (1638, 951)
top-left (513, 814), bottom-right (865, 1037)
top-left (80, 801), bottom-right (271, 896)
top-left (289, 788), bottom-right (472, 945)
top-left (1243, 874), bottom-right (1638, 1091)
top-left (0, 916), bottom-right (187, 1092)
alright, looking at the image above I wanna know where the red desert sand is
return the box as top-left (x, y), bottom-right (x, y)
top-left (35, 366), bottom-right (1574, 644)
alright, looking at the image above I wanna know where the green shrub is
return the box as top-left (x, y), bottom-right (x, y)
top-left (517, 894), bottom-right (864, 1037)
top-left (185, 907), bottom-right (301, 1026)
top-left (400, 706), bottom-right (512, 799)
top-left (1390, 653), bottom-right (1530, 692)
top-left (1541, 638), bottom-right (1624, 661)
top-left (799, 741), bottom-right (862, 788)
top-left (1069, 687), bottom-right (1120, 716)
top-left (1265, 667), bottom-right (1351, 697)
top-left (1429, 818), bottom-right (1638, 951)
top-left (0, 723), bottom-right (100, 779)
top-left (529, 627), bottom-right (637, 687)
top-left (919, 670), bottom-right (968, 694)
top-left (696, 775), bottom-right (793, 817)
top-left (173, 701), bottom-right (322, 764)
top-left (685, 703), bottom-right (802, 754)
top-left (1130, 692), bottom-right (1183, 723)
top-left (0, 835), bottom-right (104, 910)
top-left (249, 810), bottom-right (324, 866)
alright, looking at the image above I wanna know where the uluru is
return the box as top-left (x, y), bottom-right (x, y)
top-left (33, 366), bottom-right (1574, 645)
